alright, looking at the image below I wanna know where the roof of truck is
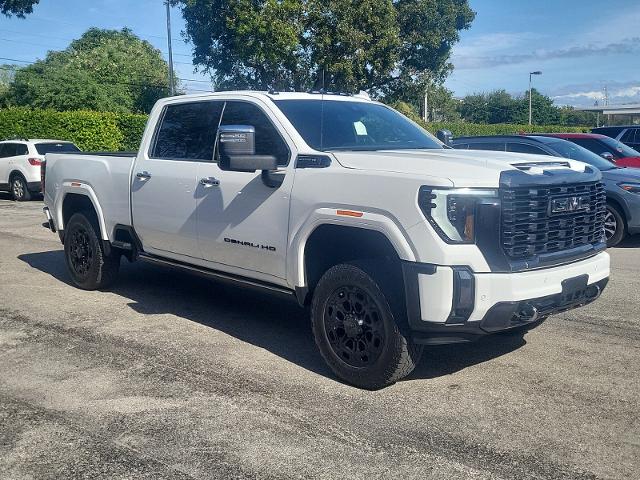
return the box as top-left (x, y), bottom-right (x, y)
top-left (165, 90), bottom-right (374, 103)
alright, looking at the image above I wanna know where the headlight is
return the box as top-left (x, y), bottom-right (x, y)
top-left (618, 182), bottom-right (640, 194)
top-left (418, 187), bottom-right (499, 243)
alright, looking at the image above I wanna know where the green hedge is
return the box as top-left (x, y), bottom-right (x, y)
top-left (0, 108), bottom-right (148, 152)
top-left (423, 121), bottom-right (589, 137)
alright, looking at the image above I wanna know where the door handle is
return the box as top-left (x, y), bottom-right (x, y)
top-left (200, 177), bottom-right (220, 187)
top-left (136, 171), bottom-right (152, 180)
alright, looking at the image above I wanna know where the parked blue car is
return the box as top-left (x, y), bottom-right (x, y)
top-left (451, 135), bottom-right (640, 246)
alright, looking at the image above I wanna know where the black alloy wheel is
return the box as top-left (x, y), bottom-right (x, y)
top-left (323, 285), bottom-right (386, 368)
top-left (68, 225), bottom-right (95, 279)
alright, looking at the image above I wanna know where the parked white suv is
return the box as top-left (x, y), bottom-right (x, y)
top-left (0, 139), bottom-right (80, 201)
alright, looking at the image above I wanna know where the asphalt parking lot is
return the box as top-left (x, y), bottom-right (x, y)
top-left (0, 196), bottom-right (639, 480)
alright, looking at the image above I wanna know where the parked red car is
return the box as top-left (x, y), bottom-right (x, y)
top-left (538, 133), bottom-right (640, 168)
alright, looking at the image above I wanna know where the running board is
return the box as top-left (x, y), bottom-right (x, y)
top-left (138, 253), bottom-right (297, 300)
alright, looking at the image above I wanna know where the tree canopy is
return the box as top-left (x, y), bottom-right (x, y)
top-left (3, 28), bottom-right (175, 113)
top-left (0, 0), bottom-right (39, 17)
top-left (173, 0), bottom-right (475, 100)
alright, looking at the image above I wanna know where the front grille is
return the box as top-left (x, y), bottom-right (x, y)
top-left (501, 181), bottom-right (606, 260)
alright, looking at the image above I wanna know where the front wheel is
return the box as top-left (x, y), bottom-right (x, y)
top-left (311, 262), bottom-right (422, 390)
top-left (64, 212), bottom-right (120, 290)
top-left (604, 204), bottom-right (626, 247)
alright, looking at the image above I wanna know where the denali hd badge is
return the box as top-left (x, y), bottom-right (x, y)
top-left (549, 195), bottom-right (590, 214)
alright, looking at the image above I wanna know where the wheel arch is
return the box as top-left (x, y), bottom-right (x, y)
top-left (294, 219), bottom-right (415, 306)
top-left (58, 188), bottom-right (109, 242)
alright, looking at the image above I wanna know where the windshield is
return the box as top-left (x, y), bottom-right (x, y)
top-left (35, 142), bottom-right (80, 155)
top-left (544, 139), bottom-right (617, 171)
top-left (273, 99), bottom-right (444, 151)
top-left (599, 136), bottom-right (640, 158)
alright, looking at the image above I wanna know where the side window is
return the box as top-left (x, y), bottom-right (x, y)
top-left (507, 143), bottom-right (550, 155)
top-left (151, 101), bottom-right (224, 161)
top-left (0, 143), bottom-right (17, 157)
top-left (220, 101), bottom-right (290, 166)
top-left (572, 138), bottom-right (607, 155)
top-left (621, 129), bottom-right (635, 143)
top-left (467, 142), bottom-right (506, 151)
top-left (15, 144), bottom-right (28, 156)
top-left (0, 144), bottom-right (9, 158)
top-left (452, 143), bottom-right (469, 149)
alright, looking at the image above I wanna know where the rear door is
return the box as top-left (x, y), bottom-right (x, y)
top-left (131, 100), bottom-right (224, 259)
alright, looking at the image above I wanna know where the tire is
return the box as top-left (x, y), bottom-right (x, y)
top-left (64, 212), bottom-right (120, 290)
top-left (604, 204), bottom-right (626, 247)
top-left (10, 175), bottom-right (31, 201)
top-left (311, 261), bottom-right (422, 390)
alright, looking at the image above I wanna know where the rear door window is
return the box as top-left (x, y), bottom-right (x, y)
top-left (506, 142), bottom-right (550, 155)
top-left (151, 101), bottom-right (224, 161)
top-left (14, 144), bottom-right (28, 156)
top-left (467, 142), bottom-right (506, 151)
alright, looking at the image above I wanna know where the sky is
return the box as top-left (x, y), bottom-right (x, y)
top-left (1, 0), bottom-right (639, 107)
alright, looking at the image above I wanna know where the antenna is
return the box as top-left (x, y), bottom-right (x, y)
top-left (320, 69), bottom-right (325, 150)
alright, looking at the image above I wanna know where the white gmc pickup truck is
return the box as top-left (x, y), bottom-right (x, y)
top-left (43, 91), bottom-right (610, 389)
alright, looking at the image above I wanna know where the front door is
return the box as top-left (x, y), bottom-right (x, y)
top-left (131, 100), bottom-right (224, 259)
top-left (196, 100), bottom-right (294, 281)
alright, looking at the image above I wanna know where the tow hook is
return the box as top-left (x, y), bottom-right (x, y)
top-left (515, 303), bottom-right (539, 323)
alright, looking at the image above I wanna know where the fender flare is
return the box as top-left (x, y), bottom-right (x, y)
top-left (54, 182), bottom-right (109, 241)
top-left (287, 207), bottom-right (418, 288)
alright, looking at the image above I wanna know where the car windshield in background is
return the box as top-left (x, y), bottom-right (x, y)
top-left (35, 142), bottom-right (81, 155)
top-left (273, 99), bottom-right (443, 151)
top-left (599, 137), bottom-right (640, 158)
top-left (542, 139), bottom-right (617, 171)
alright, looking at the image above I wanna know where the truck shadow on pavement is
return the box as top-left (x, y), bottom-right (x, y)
top-left (19, 250), bottom-right (527, 385)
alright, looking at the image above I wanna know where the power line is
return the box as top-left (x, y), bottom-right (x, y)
top-left (0, 58), bottom-right (213, 89)
top-left (0, 32), bottom-right (194, 60)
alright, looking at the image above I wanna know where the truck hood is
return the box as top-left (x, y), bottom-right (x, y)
top-left (331, 149), bottom-right (590, 187)
top-left (602, 166), bottom-right (640, 183)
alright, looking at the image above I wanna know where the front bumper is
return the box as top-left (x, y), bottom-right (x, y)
top-left (403, 252), bottom-right (610, 345)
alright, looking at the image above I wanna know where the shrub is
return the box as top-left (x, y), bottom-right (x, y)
top-left (0, 107), bottom-right (148, 151)
top-left (422, 121), bottom-right (588, 137)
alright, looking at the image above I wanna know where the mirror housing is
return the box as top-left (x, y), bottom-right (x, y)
top-left (217, 125), bottom-right (278, 173)
top-left (436, 129), bottom-right (453, 146)
top-left (600, 151), bottom-right (615, 162)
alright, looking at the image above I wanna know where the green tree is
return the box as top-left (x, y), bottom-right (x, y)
top-left (5, 28), bottom-right (176, 113)
top-left (458, 89), bottom-right (571, 125)
top-left (0, 0), bottom-right (39, 17)
top-left (173, 0), bottom-right (474, 99)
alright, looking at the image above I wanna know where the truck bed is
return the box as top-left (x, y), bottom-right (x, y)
top-left (44, 152), bottom-right (136, 239)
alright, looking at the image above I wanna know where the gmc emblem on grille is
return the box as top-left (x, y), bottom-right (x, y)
top-left (549, 195), bottom-right (590, 214)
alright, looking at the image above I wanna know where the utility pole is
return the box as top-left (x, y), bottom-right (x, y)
top-left (423, 89), bottom-right (429, 122)
top-left (166, 1), bottom-right (175, 96)
top-left (528, 71), bottom-right (542, 125)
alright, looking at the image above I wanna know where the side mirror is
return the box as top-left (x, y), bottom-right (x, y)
top-left (436, 129), bottom-right (453, 146)
top-left (217, 125), bottom-right (278, 173)
top-left (600, 151), bottom-right (614, 162)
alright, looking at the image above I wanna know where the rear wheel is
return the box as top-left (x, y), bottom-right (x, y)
top-left (604, 204), bottom-right (626, 247)
top-left (64, 212), bottom-right (120, 290)
top-left (11, 175), bottom-right (31, 201)
top-left (311, 261), bottom-right (422, 390)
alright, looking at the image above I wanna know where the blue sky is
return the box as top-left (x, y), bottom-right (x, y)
top-left (1, 0), bottom-right (639, 107)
